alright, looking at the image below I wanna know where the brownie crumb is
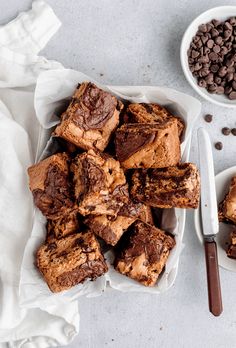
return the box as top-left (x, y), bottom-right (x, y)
top-left (215, 142), bottom-right (223, 150)
top-left (204, 114), bottom-right (213, 123)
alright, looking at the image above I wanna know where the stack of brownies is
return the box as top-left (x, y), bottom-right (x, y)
top-left (28, 82), bottom-right (200, 293)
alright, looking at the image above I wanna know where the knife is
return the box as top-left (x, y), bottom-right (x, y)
top-left (197, 127), bottom-right (223, 317)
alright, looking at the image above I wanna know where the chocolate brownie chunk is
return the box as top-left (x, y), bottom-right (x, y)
top-left (227, 231), bottom-right (236, 259)
top-left (54, 82), bottom-right (123, 152)
top-left (28, 153), bottom-right (74, 219)
top-left (115, 119), bottom-right (180, 169)
top-left (131, 163), bottom-right (200, 209)
top-left (114, 220), bottom-right (175, 286)
top-left (71, 149), bottom-right (129, 216)
top-left (85, 202), bottom-right (153, 246)
top-left (46, 209), bottom-right (80, 241)
top-left (124, 103), bottom-right (185, 138)
top-left (218, 176), bottom-right (236, 224)
top-left (37, 231), bottom-right (108, 292)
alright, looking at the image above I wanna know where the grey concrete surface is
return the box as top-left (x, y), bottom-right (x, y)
top-left (2, 1), bottom-right (236, 347)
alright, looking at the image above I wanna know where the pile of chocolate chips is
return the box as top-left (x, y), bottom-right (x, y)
top-left (188, 17), bottom-right (236, 100)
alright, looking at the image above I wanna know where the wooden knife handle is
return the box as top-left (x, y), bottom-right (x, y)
top-left (204, 241), bottom-right (223, 316)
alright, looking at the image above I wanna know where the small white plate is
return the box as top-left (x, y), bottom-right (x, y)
top-left (180, 6), bottom-right (236, 108)
top-left (194, 166), bottom-right (236, 272)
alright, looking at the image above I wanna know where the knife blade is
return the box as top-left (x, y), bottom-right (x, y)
top-left (197, 127), bottom-right (223, 317)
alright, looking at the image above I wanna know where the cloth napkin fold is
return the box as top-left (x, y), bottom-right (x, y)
top-left (0, 1), bottom-right (80, 347)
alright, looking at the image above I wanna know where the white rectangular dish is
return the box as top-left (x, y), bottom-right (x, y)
top-left (19, 69), bottom-right (201, 308)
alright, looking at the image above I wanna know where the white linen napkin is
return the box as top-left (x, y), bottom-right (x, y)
top-left (0, 1), bottom-right (80, 347)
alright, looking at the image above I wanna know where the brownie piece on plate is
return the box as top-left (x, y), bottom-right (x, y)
top-left (46, 209), bottom-right (80, 241)
top-left (115, 119), bottom-right (180, 169)
top-left (54, 82), bottom-right (123, 152)
top-left (131, 163), bottom-right (200, 209)
top-left (227, 231), bottom-right (236, 259)
top-left (124, 103), bottom-right (185, 138)
top-left (85, 202), bottom-right (153, 246)
top-left (37, 231), bottom-right (108, 292)
top-left (218, 176), bottom-right (236, 224)
top-left (28, 153), bottom-right (74, 220)
top-left (114, 220), bottom-right (175, 286)
top-left (71, 149), bottom-right (129, 216)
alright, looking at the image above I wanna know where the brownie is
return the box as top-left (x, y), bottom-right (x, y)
top-left (28, 153), bottom-right (74, 220)
top-left (131, 163), bottom-right (200, 209)
top-left (54, 82), bottom-right (123, 152)
top-left (46, 209), bottom-right (80, 241)
top-left (37, 231), bottom-right (108, 292)
top-left (115, 119), bottom-right (180, 169)
top-left (218, 176), bottom-right (236, 224)
top-left (71, 149), bottom-right (129, 216)
top-left (85, 202), bottom-right (153, 246)
top-left (227, 231), bottom-right (236, 259)
top-left (124, 103), bottom-right (185, 138)
top-left (114, 220), bottom-right (175, 286)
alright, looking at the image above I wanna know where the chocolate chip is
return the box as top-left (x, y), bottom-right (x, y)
top-left (196, 40), bottom-right (203, 48)
top-left (225, 85), bottom-right (232, 95)
top-left (226, 72), bottom-right (234, 82)
top-left (210, 64), bottom-right (219, 73)
top-left (213, 45), bottom-right (221, 53)
top-left (229, 91), bottom-right (236, 99)
top-left (215, 76), bottom-right (221, 85)
top-left (226, 42), bottom-right (232, 50)
top-left (198, 79), bottom-right (207, 88)
top-left (198, 55), bottom-right (209, 64)
top-left (204, 47), bottom-right (211, 55)
top-left (212, 19), bottom-right (221, 27)
top-left (193, 35), bottom-right (200, 43)
top-left (222, 127), bottom-right (231, 135)
top-left (209, 52), bottom-right (218, 61)
top-left (221, 46), bottom-right (228, 55)
top-left (207, 23), bottom-right (214, 31)
top-left (221, 79), bottom-right (227, 87)
top-left (225, 21), bottom-right (232, 30)
top-left (232, 81), bottom-right (236, 90)
top-left (190, 65), bottom-right (195, 73)
top-left (231, 128), bottom-right (236, 135)
top-left (201, 35), bottom-right (208, 44)
top-left (194, 62), bottom-right (202, 71)
top-left (207, 39), bottom-right (214, 48)
top-left (211, 28), bottom-right (219, 37)
top-left (218, 66), bottom-right (227, 77)
top-left (229, 17), bottom-right (236, 26)
top-left (199, 68), bottom-right (209, 77)
top-left (199, 24), bottom-right (207, 33)
top-left (215, 36), bottom-right (223, 45)
top-left (216, 86), bottom-right (224, 94)
top-left (204, 114), bottom-right (213, 123)
top-left (208, 83), bottom-right (217, 93)
top-left (215, 142), bottom-right (223, 150)
top-left (192, 50), bottom-right (200, 58)
top-left (224, 29), bottom-right (232, 39)
top-left (226, 58), bottom-right (234, 67)
top-left (205, 73), bottom-right (214, 84)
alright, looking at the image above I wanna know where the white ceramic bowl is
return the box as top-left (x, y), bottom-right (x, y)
top-left (180, 6), bottom-right (236, 108)
top-left (194, 166), bottom-right (236, 272)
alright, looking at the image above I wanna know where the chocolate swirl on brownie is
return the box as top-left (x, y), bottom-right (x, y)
top-left (70, 82), bottom-right (118, 130)
top-left (32, 164), bottom-right (74, 219)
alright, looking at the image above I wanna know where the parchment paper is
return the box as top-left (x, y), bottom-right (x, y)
top-left (19, 69), bottom-right (201, 306)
